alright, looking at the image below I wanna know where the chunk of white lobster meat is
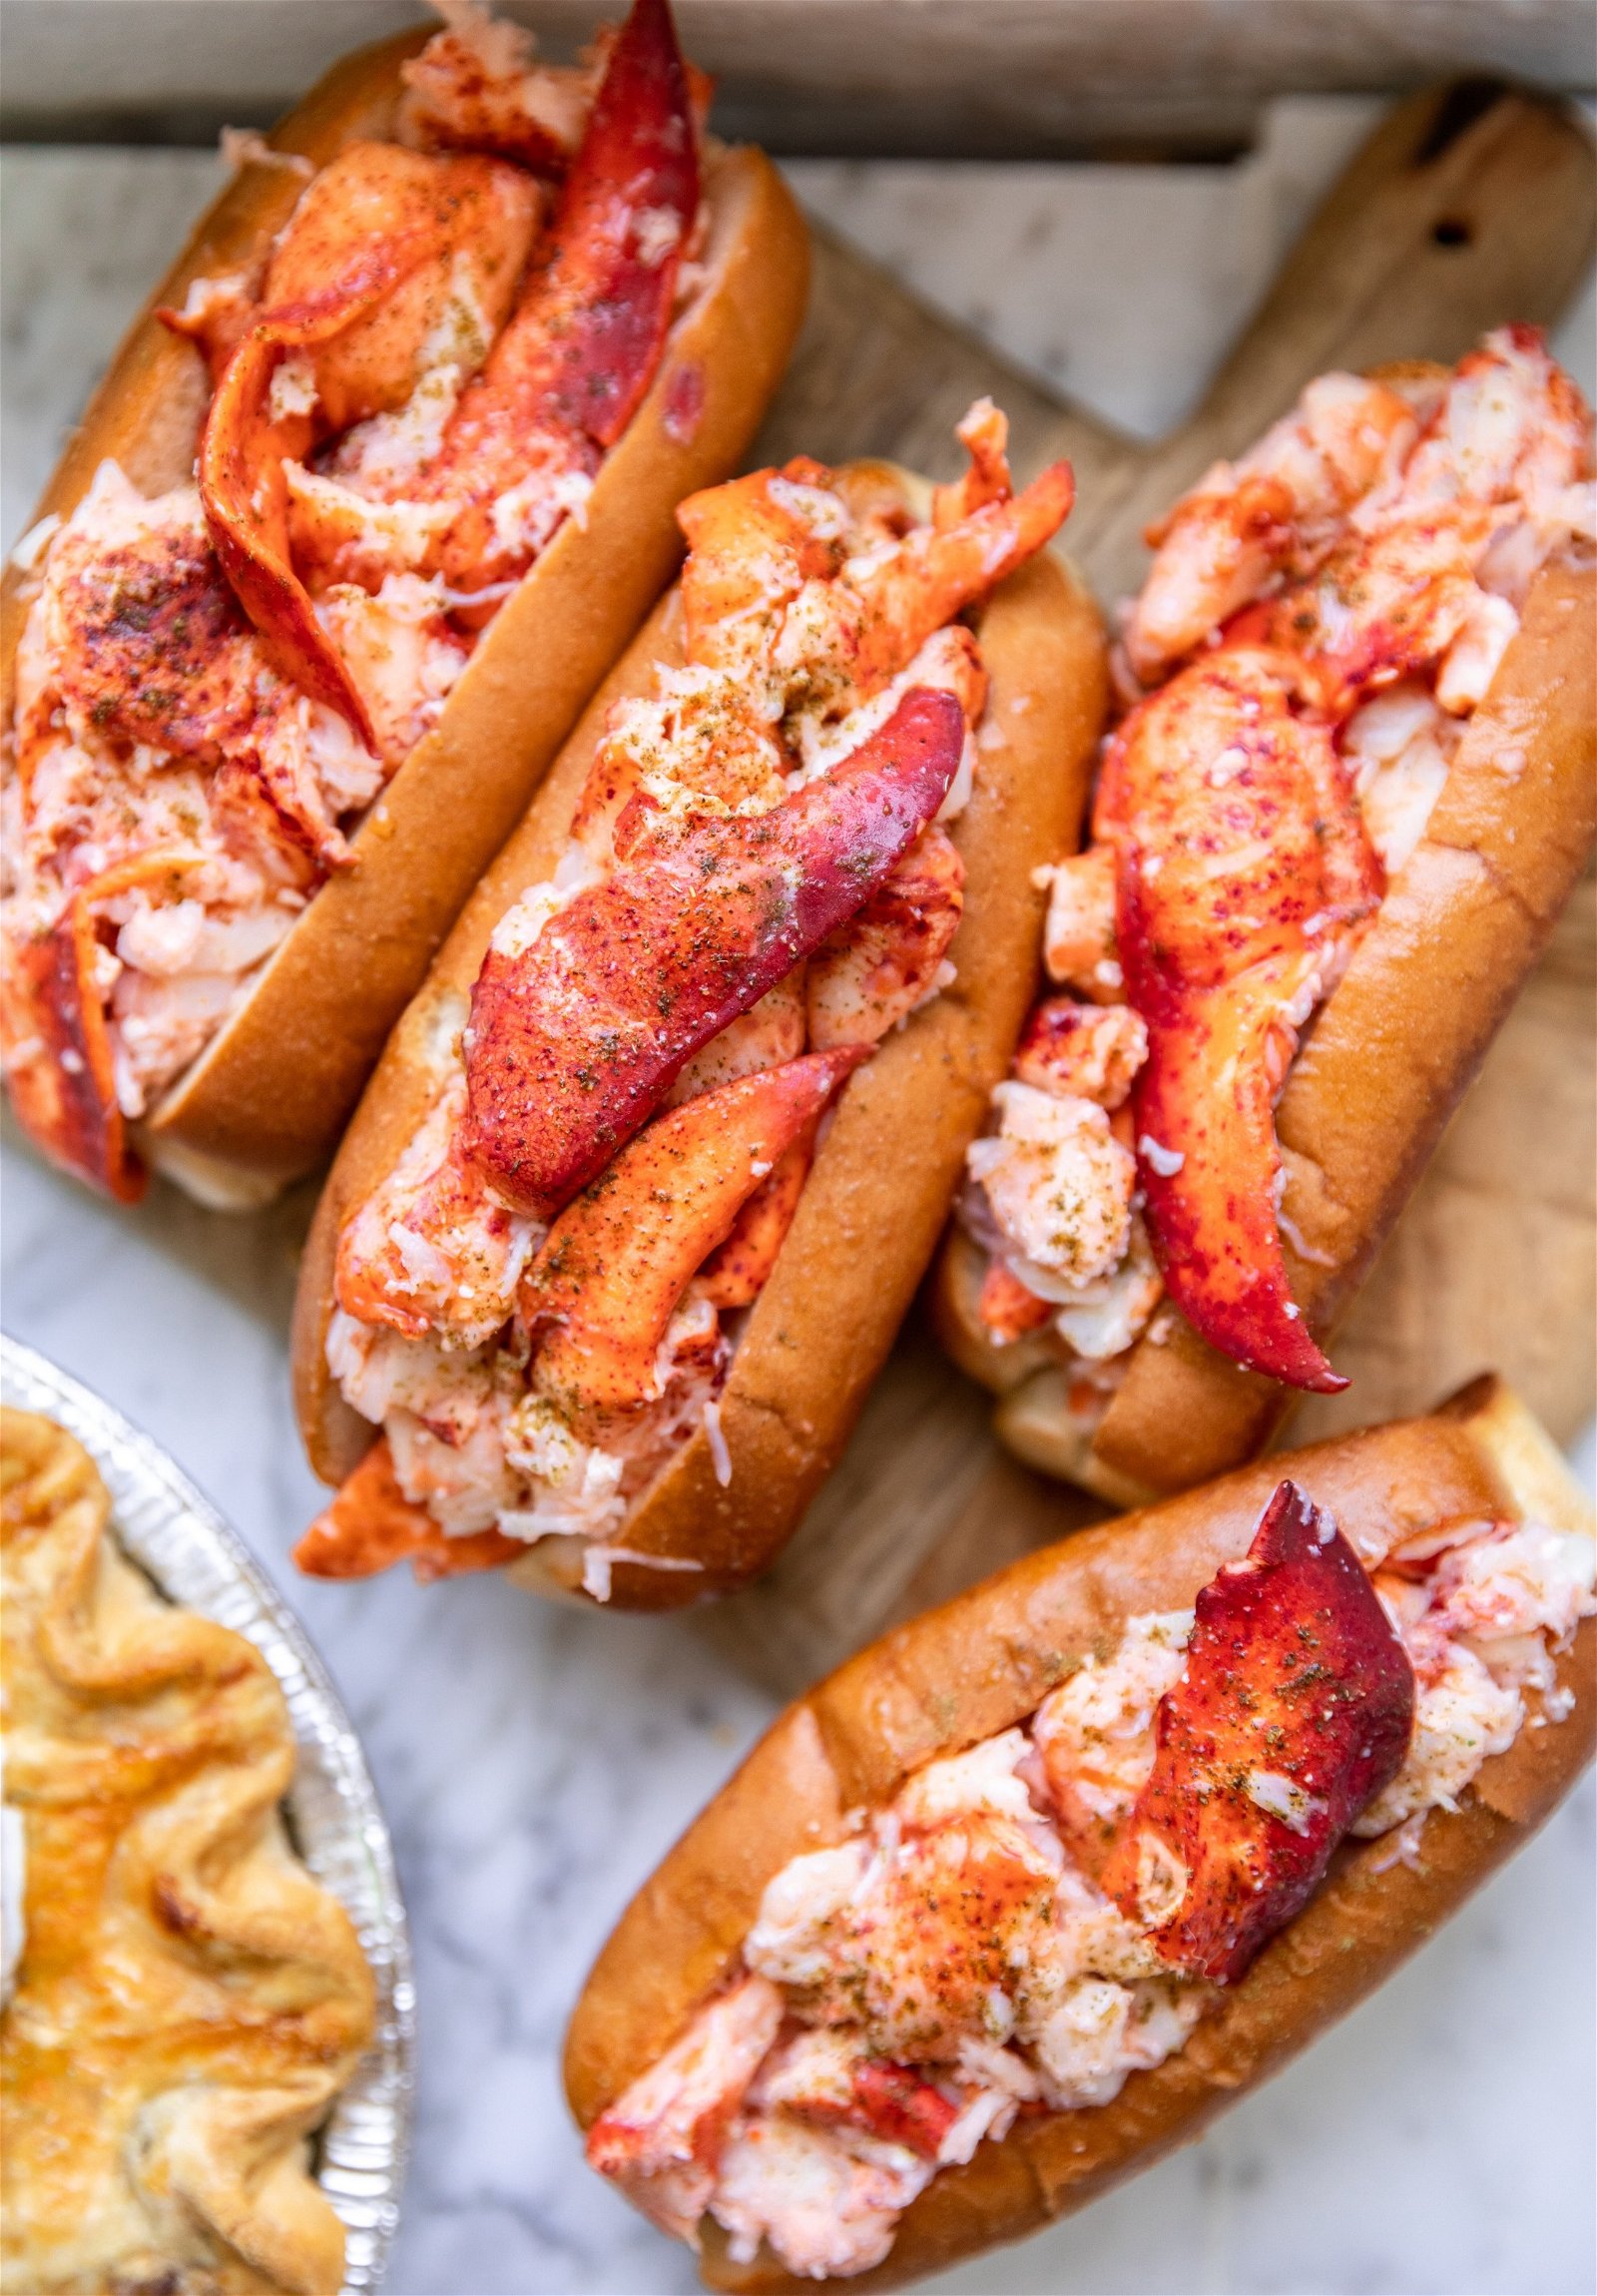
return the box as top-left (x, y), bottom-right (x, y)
top-left (1012, 994), bottom-right (1148, 1110)
top-left (316, 576), bottom-right (471, 764)
top-left (1350, 1641), bottom-right (1520, 1838)
top-left (1428, 1519), bottom-right (1597, 1646)
top-left (1032, 1611), bottom-right (1193, 1870)
top-left (746, 1805), bottom-right (1060, 2063)
top-left (709, 2111), bottom-right (932, 2280)
top-left (1039, 845), bottom-right (1123, 1000)
top-left (585, 1974), bottom-right (786, 2242)
top-left (1385, 323), bottom-right (1592, 522)
top-left (1340, 681), bottom-right (1459, 876)
top-left (333, 1082), bottom-right (539, 1350)
top-left (966, 1083), bottom-right (1137, 1290)
top-left (1126, 371), bottom-right (1417, 681)
top-left (398, 6), bottom-right (602, 173)
top-left (805, 824), bottom-right (964, 1049)
top-left (666, 970), bottom-right (806, 1108)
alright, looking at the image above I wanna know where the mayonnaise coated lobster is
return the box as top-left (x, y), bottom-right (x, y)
top-left (295, 407), bottom-right (1076, 1590)
top-left (583, 1470), bottom-right (1593, 2277)
top-left (957, 327), bottom-right (1594, 1401)
top-left (2, 0), bottom-right (705, 1201)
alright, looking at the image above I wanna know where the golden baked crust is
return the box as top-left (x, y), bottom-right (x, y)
top-left (563, 1378), bottom-right (1596, 2290)
top-left (0, 1409), bottom-right (376, 2296)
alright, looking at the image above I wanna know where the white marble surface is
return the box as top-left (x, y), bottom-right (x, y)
top-left (2, 116), bottom-right (1594, 2296)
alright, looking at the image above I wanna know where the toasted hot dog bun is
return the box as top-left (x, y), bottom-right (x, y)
top-left (564, 1374), bottom-right (1596, 2288)
top-left (934, 360), bottom-right (1597, 1504)
top-left (291, 486), bottom-right (1108, 1604)
top-left (0, 31), bottom-right (809, 1207)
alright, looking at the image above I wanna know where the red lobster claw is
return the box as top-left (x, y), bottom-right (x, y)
top-left (1100, 1479), bottom-right (1414, 1984)
top-left (524, 1047), bottom-right (867, 1425)
top-left (200, 260), bottom-right (419, 749)
top-left (430, 0), bottom-right (700, 588)
top-left (463, 685), bottom-right (966, 1216)
top-left (1126, 930), bottom-right (1345, 1393)
top-left (1100, 647), bottom-right (1380, 1391)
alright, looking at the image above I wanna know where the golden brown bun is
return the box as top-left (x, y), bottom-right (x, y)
top-left (0, 32), bottom-right (810, 1204)
top-left (291, 496), bottom-right (1109, 1604)
top-left (927, 1227), bottom-right (1154, 1508)
top-left (936, 407), bottom-right (1597, 1500)
top-left (563, 1376), bottom-right (1596, 2290)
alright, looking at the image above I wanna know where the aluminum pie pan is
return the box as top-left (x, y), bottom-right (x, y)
top-left (1, 1333), bottom-right (414, 2295)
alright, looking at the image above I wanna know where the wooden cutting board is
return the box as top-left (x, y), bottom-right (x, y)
top-left (26, 83), bottom-right (1592, 1695)
top-left (701, 80), bottom-right (1597, 1693)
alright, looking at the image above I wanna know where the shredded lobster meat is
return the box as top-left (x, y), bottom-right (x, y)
top-left (301, 408), bottom-right (1075, 1587)
top-left (587, 1485), bottom-right (1594, 2276)
top-left (960, 327), bottom-right (1594, 1403)
top-left (1, 0), bottom-right (705, 1200)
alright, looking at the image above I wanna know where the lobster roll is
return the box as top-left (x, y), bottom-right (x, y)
top-left (567, 1374), bottom-right (1594, 2286)
top-left (933, 329), bottom-right (1596, 1502)
top-left (0, 0), bottom-right (808, 1205)
top-left (289, 408), bottom-right (1108, 1605)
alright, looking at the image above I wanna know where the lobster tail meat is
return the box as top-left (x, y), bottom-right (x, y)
top-left (524, 1049), bottom-right (867, 1427)
top-left (462, 685), bottom-right (968, 1214)
top-left (1100, 1479), bottom-right (1415, 1983)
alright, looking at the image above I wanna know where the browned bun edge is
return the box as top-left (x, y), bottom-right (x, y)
top-left (938, 515), bottom-right (1596, 1500)
top-left (0, 33), bottom-right (810, 1201)
top-left (290, 500), bottom-right (1109, 1604)
top-left (562, 1376), bottom-right (1596, 2291)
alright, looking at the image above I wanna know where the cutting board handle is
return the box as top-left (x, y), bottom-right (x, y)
top-left (1077, 81), bottom-right (1597, 596)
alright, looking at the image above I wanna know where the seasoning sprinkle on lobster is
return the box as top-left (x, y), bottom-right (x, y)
top-left (291, 404), bottom-right (1104, 1599)
top-left (2, 0), bottom-right (811, 1204)
top-left (570, 1391), bottom-right (1596, 2283)
top-left (942, 327), bottom-right (1595, 1484)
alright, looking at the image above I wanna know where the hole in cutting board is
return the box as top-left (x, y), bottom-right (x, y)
top-left (1432, 216), bottom-right (1474, 248)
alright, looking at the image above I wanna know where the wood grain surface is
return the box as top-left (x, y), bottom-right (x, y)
top-left (7, 85), bottom-right (1590, 1689)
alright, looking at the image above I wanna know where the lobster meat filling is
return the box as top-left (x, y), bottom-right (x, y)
top-left (958, 328), bottom-right (1594, 1401)
top-left (587, 1482), bottom-right (1594, 2276)
top-left (299, 408), bottom-right (1075, 1591)
top-left (1, 0), bottom-right (706, 1201)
